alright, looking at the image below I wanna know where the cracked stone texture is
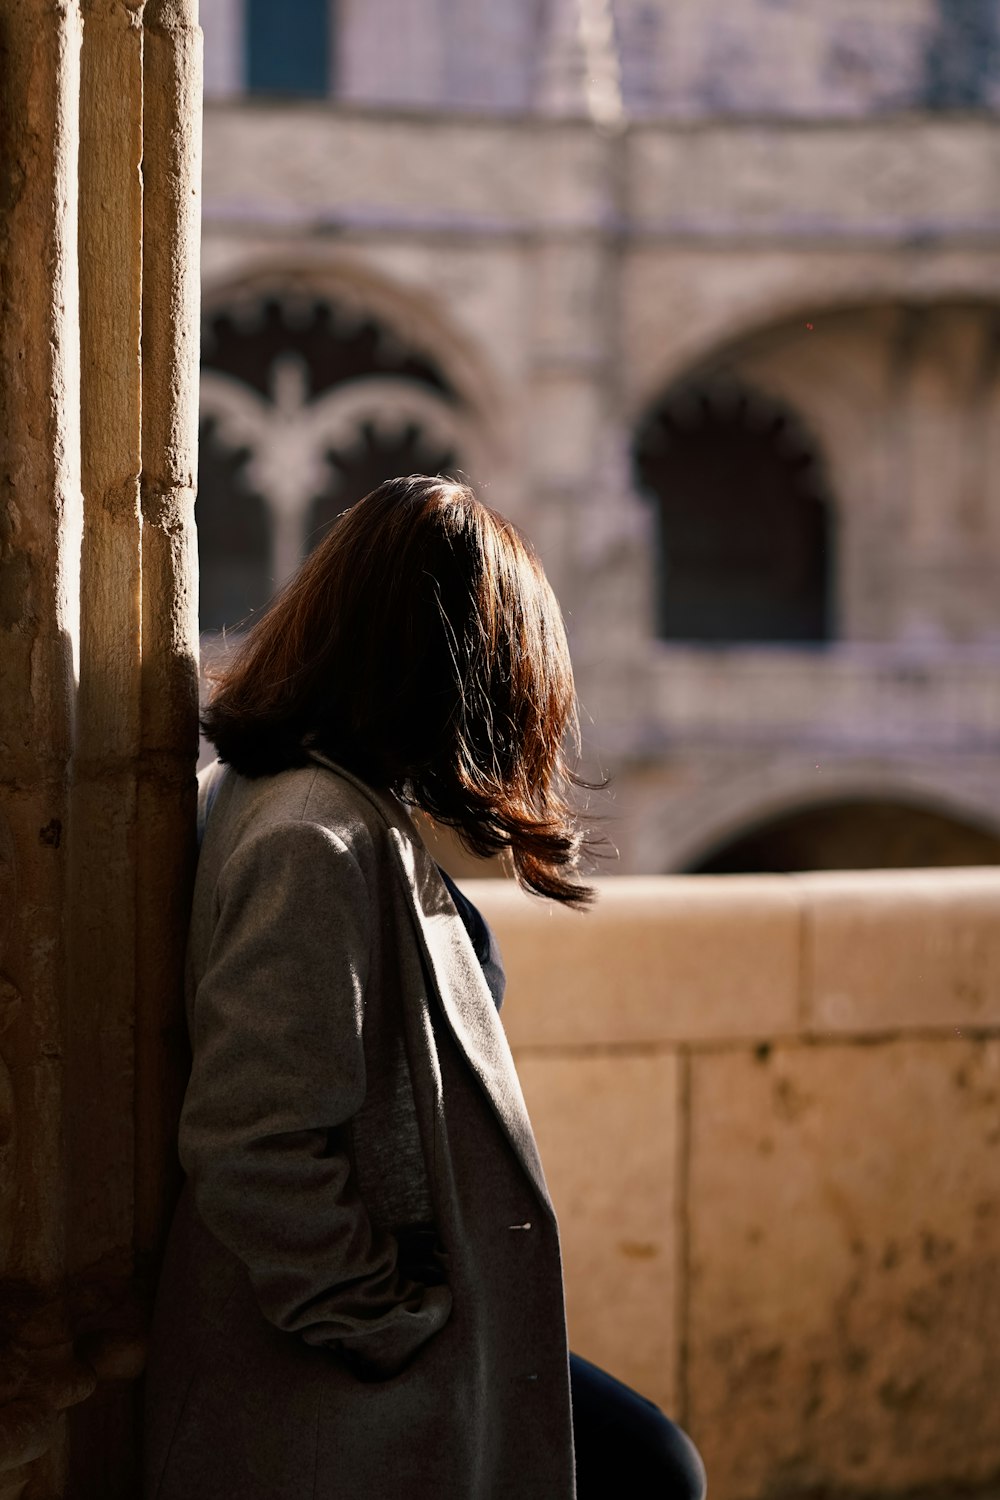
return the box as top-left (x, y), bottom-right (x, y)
top-left (687, 1037), bottom-right (1000, 1500)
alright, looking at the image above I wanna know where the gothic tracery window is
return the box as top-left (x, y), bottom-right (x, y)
top-left (633, 380), bottom-right (834, 644)
top-left (197, 292), bottom-right (467, 634)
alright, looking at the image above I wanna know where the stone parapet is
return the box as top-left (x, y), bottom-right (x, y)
top-left (468, 869), bottom-right (1000, 1500)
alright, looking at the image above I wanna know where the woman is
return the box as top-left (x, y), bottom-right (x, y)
top-left (144, 476), bottom-right (705, 1500)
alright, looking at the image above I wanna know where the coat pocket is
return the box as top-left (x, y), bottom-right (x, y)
top-left (396, 1223), bottom-right (450, 1287)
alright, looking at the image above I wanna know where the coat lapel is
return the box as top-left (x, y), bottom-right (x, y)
top-left (308, 753), bottom-right (552, 1213)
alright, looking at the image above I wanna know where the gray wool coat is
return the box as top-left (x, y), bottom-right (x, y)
top-left (143, 754), bottom-right (576, 1500)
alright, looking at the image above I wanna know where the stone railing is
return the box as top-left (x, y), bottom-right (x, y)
top-left (468, 868), bottom-right (1000, 1500)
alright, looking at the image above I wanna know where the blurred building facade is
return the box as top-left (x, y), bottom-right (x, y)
top-left (197, 0), bottom-right (1000, 873)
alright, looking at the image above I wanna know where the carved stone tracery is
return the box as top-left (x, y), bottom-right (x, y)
top-left (197, 292), bottom-right (483, 631)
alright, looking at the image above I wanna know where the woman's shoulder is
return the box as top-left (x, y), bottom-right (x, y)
top-left (201, 756), bottom-right (408, 875)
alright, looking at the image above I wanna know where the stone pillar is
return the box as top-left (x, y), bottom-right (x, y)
top-left (523, 124), bottom-right (653, 781)
top-left (0, 1), bottom-right (202, 1494)
top-left (135, 0), bottom-right (202, 1278)
top-left (0, 3), bottom-right (86, 1494)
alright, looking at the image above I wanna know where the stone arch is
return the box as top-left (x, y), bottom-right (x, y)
top-left (649, 767), bottom-right (1000, 875)
top-left (196, 263), bottom-right (509, 632)
top-left (690, 797), bottom-right (1000, 874)
top-left (627, 268), bottom-right (1000, 424)
top-left (200, 257), bottom-right (509, 445)
top-left (301, 378), bottom-right (486, 550)
top-left (629, 296), bottom-right (1000, 646)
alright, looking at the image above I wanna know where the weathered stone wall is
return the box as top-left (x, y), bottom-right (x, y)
top-left (199, 103), bottom-right (1000, 870)
top-left (203, 0), bottom-right (1000, 119)
top-left (337, 0), bottom-right (544, 112)
top-left (470, 869), bottom-right (1000, 1500)
top-left (0, 2), bottom-right (202, 1494)
top-left (612, 0), bottom-right (1000, 119)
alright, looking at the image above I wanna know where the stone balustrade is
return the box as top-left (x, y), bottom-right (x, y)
top-left (467, 868), bottom-right (1000, 1500)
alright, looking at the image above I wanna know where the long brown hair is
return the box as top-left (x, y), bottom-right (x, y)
top-left (202, 475), bottom-right (597, 903)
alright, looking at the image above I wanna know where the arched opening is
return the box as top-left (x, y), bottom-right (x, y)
top-left (632, 378), bottom-right (834, 644)
top-left (196, 291), bottom-right (468, 634)
top-left (196, 414), bottom-right (273, 633)
top-left (688, 799), bottom-right (1000, 874)
top-left (307, 420), bottom-right (457, 546)
top-left (202, 293), bottom-right (457, 402)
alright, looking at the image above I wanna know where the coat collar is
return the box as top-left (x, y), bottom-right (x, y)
top-left (307, 752), bottom-right (552, 1215)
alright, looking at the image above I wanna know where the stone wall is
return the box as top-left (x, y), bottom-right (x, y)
top-left (613, 0), bottom-right (1000, 119)
top-left (198, 103), bottom-right (1000, 874)
top-left (201, 0), bottom-right (1000, 119)
top-left (469, 868), bottom-right (1000, 1500)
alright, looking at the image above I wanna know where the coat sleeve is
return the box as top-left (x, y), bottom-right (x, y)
top-left (178, 816), bottom-right (452, 1379)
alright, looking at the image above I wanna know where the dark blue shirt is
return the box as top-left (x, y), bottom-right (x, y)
top-left (437, 867), bottom-right (506, 1013)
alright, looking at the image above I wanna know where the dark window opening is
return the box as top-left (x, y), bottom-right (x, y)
top-left (246, 0), bottom-right (331, 98)
top-left (203, 295), bottom-right (458, 406)
top-left (921, 0), bottom-right (1000, 110)
top-left (198, 293), bottom-right (463, 634)
top-left (197, 414), bottom-right (273, 633)
top-left (633, 380), bottom-right (834, 644)
top-left (689, 799), bottom-right (1000, 875)
top-left (307, 422), bottom-right (459, 551)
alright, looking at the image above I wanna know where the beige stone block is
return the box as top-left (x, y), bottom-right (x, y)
top-left (527, 375), bottom-right (604, 485)
top-left (686, 1038), bottom-right (1000, 1500)
top-left (530, 241), bottom-right (606, 361)
top-left (516, 1051), bottom-right (681, 1413)
top-left (801, 868), bottom-right (1000, 1034)
top-left (203, 108), bottom-right (612, 231)
top-left (465, 876), bottom-right (801, 1046)
top-left (629, 121), bottom-right (1000, 241)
